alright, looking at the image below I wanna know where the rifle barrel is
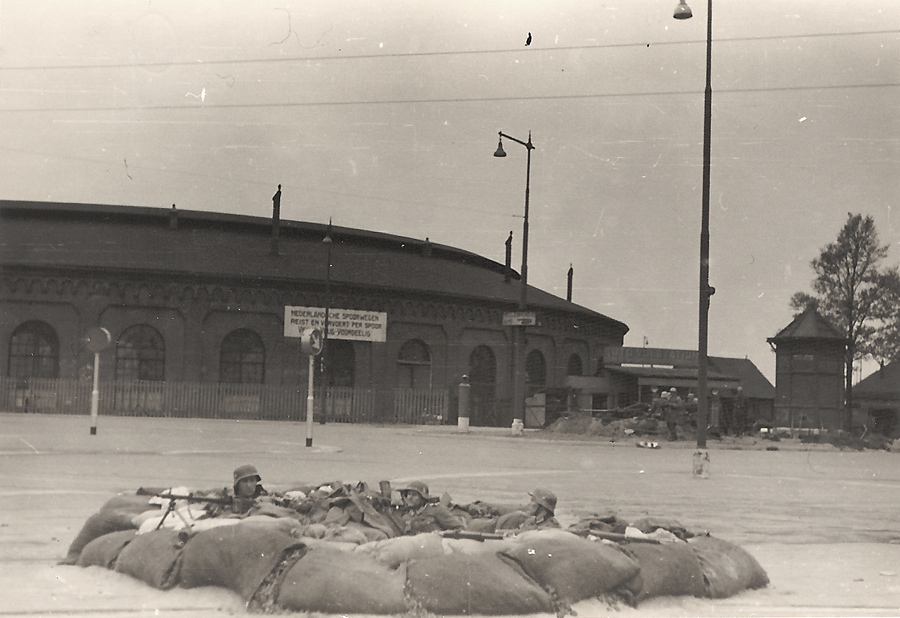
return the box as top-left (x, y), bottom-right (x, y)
top-left (155, 493), bottom-right (232, 505)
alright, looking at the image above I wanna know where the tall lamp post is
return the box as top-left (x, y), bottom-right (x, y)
top-left (320, 219), bottom-right (333, 425)
top-left (674, 0), bottom-right (714, 450)
top-left (494, 131), bottom-right (534, 433)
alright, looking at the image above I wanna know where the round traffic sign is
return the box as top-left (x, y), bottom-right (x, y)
top-left (85, 327), bottom-right (112, 353)
top-left (300, 327), bottom-right (324, 356)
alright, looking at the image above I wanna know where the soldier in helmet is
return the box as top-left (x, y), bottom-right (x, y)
top-left (231, 464), bottom-right (268, 514)
top-left (202, 464), bottom-right (268, 517)
top-left (496, 488), bottom-right (561, 531)
top-left (396, 480), bottom-right (466, 535)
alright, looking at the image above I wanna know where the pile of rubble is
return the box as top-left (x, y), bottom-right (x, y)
top-left (545, 408), bottom-right (894, 451)
top-left (545, 405), bottom-right (697, 441)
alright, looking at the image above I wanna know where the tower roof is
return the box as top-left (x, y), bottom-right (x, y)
top-left (767, 306), bottom-right (846, 344)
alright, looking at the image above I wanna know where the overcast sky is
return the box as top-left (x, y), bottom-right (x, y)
top-left (2, 1), bottom-right (898, 383)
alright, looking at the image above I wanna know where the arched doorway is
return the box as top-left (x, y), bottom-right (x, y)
top-left (567, 353), bottom-right (583, 377)
top-left (323, 339), bottom-right (355, 387)
top-left (525, 349), bottom-right (547, 398)
top-left (468, 345), bottom-right (497, 426)
top-left (397, 339), bottom-right (432, 389)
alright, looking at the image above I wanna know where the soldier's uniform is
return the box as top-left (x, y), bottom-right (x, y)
top-left (397, 481), bottom-right (466, 535)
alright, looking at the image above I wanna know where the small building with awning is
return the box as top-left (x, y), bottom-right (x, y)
top-left (562, 347), bottom-right (775, 424)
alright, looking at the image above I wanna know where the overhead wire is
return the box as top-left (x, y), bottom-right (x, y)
top-left (1, 28), bottom-right (895, 113)
top-left (0, 82), bottom-right (897, 115)
top-left (0, 29), bottom-right (895, 71)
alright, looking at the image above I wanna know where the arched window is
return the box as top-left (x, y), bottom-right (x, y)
top-left (8, 321), bottom-right (59, 378)
top-left (397, 339), bottom-right (432, 389)
top-left (526, 349), bottom-right (547, 396)
top-left (219, 329), bottom-right (265, 384)
top-left (116, 325), bottom-right (165, 381)
top-left (468, 345), bottom-right (497, 426)
top-left (567, 353), bottom-right (583, 376)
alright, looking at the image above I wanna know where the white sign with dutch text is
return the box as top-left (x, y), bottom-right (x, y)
top-left (284, 306), bottom-right (387, 342)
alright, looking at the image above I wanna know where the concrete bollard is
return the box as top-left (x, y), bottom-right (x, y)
top-left (693, 450), bottom-right (710, 479)
top-left (511, 418), bottom-right (524, 436)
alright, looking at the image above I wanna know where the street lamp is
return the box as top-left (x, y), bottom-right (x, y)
top-left (674, 0), bottom-right (714, 450)
top-left (494, 131), bottom-right (534, 433)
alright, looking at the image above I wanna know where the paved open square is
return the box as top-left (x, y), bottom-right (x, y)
top-left (1, 412), bottom-right (898, 617)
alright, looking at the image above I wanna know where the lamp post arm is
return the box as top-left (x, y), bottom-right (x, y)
top-left (498, 132), bottom-right (535, 151)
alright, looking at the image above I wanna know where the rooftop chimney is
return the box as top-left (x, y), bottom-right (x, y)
top-left (168, 204), bottom-right (178, 229)
top-left (271, 184), bottom-right (282, 256)
top-left (567, 264), bottom-right (573, 302)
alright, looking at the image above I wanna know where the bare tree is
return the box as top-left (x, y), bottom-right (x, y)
top-left (790, 213), bottom-right (900, 430)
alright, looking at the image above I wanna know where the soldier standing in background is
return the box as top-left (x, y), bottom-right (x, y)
top-left (709, 389), bottom-right (722, 437)
top-left (664, 387), bottom-right (684, 441)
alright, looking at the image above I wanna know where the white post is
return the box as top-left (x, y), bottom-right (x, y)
top-left (457, 375), bottom-right (470, 434)
top-left (90, 351), bottom-right (100, 435)
top-left (306, 353), bottom-right (315, 447)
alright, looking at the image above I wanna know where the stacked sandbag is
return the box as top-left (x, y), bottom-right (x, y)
top-left (500, 529), bottom-right (641, 606)
top-left (688, 535), bottom-right (770, 598)
top-left (115, 529), bottom-right (186, 590)
top-left (75, 530), bottom-right (137, 569)
top-left (61, 494), bottom-right (157, 565)
top-left (619, 540), bottom-right (708, 603)
top-left (276, 545), bottom-right (409, 614)
top-left (406, 551), bottom-right (555, 616)
top-left (179, 521), bottom-right (305, 603)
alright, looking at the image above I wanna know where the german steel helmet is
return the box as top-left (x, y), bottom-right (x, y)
top-left (400, 480), bottom-right (430, 499)
top-left (529, 488), bottom-right (557, 513)
top-left (233, 464), bottom-right (261, 485)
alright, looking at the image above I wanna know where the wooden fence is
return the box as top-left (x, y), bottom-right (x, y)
top-left (0, 377), bottom-right (448, 425)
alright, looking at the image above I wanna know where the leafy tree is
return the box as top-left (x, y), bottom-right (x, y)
top-left (790, 213), bottom-right (900, 429)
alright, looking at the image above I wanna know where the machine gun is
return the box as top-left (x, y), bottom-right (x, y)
top-left (151, 492), bottom-right (233, 531)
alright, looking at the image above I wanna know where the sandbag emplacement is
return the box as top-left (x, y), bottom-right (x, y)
top-left (276, 546), bottom-right (409, 614)
top-left (620, 541), bottom-right (708, 603)
top-left (406, 551), bottom-right (555, 616)
top-left (688, 535), bottom-right (769, 598)
top-left (76, 530), bottom-right (137, 569)
top-left (501, 529), bottom-right (641, 604)
top-left (114, 529), bottom-right (186, 590)
top-left (179, 522), bottom-right (304, 601)
top-left (61, 494), bottom-right (155, 564)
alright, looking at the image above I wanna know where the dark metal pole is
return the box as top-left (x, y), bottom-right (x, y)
top-left (497, 131), bottom-right (535, 429)
top-left (321, 221), bottom-right (333, 425)
top-left (515, 136), bottom-right (532, 427)
top-left (696, 0), bottom-right (713, 449)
